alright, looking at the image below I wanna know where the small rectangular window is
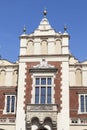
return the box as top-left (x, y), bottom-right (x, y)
top-left (41, 78), bottom-right (46, 85)
top-left (47, 87), bottom-right (51, 104)
top-left (5, 95), bottom-right (16, 114)
top-left (36, 78), bottom-right (40, 85)
top-left (6, 96), bottom-right (10, 112)
top-left (35, 87), bottom-right (39, 104)
top-left (85, 96), bottom-right (87, 112)
top-left (81, 95), bottom-right (84, 112)
top-left (47, 78), bottom-right (51, 85)
top-left (79, 94), bottom-right (87, 113)
top-left (41, 87), bottom-right (46, 104)
top-left (11, 96), bottom-right (15, 112)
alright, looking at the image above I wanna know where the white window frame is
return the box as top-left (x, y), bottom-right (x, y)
top-left (3, 94), bottom-right (16, 114)
top-left (31, 73), bottom-right (55, 104)
top-left (78, 94), bottom-right (87, 114)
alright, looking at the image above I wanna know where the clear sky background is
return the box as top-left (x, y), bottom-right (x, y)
top-left (0, 0), bottom-right (87, 62)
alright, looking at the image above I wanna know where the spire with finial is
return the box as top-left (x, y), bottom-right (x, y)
top-left (64, 25), bottom-right (67, 32)
top-left (23, 25), bottom-right (26, 34)
top-left (43, 8), bottom-right (47, 17)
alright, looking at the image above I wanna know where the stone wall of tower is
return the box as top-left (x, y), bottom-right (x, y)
top-left (16, 12), bottom-right (70, 130)
top-left (20, 36), bottom-right (69, 56)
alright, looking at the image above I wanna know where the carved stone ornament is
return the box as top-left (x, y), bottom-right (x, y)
top-left (29, 59), bottom-right (58, 73)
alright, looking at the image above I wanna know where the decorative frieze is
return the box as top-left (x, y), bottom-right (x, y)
top-left (27, 104), bottom-right (57, 111)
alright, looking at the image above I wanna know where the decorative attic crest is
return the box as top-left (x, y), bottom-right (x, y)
top-left (33, 9), bottom-right (56, 36)
top-left (34, 59), bottom-right (54, 68)
top-left (29, 59), bottom-right (58, 73)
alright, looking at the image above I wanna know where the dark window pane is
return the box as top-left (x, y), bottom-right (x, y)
top-left (35, 87), bottom-right (39, 104)
top-left (35, 96), bottom-right (39, 104)
top-left (41, 87), bottom-right (46, 104)
top-left (35, 87), bottom-right (39, 94)
top-left (81, 95), bottom-right (84, 112)
top-left (6, 96), bottom-right (10, 112)
top-left (36, 78), bottom-right (40, 85)
top-left (47, 87), bottom-right (51, 94)
top-left (41, 78), bottom-right (46, 85)
top-left (47, 78), bottom-right (51, 85)
top-left (47, 87), bottom-right (51, 104)
top-left (85, 95), bottom-right (87, 112)
top-left (11, 96), bottom-right (15, 112)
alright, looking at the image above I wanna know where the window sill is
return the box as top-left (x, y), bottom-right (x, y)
top-left (78, 112), bottom-right (87, 114)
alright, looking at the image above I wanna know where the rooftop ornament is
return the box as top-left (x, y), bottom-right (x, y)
top-left (43, 8), bottom-right (47, 17)
top-left (23, 25), bottom-right (26, 34)
top-left (64, 25), bottom-right (67, 32)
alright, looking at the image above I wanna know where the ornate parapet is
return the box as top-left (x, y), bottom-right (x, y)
top-left (0, 118), bottom-right (16, 124)
top-left (27, 104), bottom-right (58, 111)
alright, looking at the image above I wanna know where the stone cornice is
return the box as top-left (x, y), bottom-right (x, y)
top-left (29, 67), bottom-right (58, 73)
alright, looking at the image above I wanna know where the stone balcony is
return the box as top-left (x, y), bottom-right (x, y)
top-left (26, 104), bottom-right (58, 112)
top-left (26, 104), bottom-right (58, 130)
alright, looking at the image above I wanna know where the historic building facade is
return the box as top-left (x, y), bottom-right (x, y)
top-left (0, 10), bottom-right (87, 130)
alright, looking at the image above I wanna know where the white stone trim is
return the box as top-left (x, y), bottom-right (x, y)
top-left (57, 61), bottom-right (69, 130)
top-left (16, 63), bottom-right (27, 130)
top-left (19, 56), bottom-right (69, 62)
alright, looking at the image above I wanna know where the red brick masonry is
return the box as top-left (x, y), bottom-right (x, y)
top-left (0, 87), bottom-right (16, 118)
top-left (70, 87), bottom-right (87, 118)
top-left (24, 61), bottom-right (62, 111)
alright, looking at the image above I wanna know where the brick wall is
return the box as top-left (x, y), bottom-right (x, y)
top-left (24, 61), bottom-right (62, 111)
top-left (0, 87), bottom-right (17, 118)
top-left (70, 87), bottom-right (87, 118)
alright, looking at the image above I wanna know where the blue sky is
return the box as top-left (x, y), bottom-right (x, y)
top-left (0, 0), bottom-right (87, 62)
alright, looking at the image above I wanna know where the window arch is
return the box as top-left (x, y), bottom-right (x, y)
top-left (31, 117), bottom-right (40, 130)
top-left (26, 40), bottom-right (34, 55)
top-left (44, 117), bottom-right (52, 124)
top-left (76, 68), bottom-right (82, 86)
top-left (0, 70), bottom-right (6, 86)
top-left (31, 117), bottom-right (40, 125)
top-left (44, 117), bottom-right (52, 130)
top-left (41, 40), bottom-right (48, 54)
top-left (13, 70), bottom-right (18, 86)
top-left (55, 39), bottom-right (61, 54)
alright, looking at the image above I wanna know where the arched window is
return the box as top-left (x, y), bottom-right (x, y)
top-left (26, 40), bottom-right (34, 55)
top-left (76, 69), bottom-right (82, 86)
top-left (31, 117), bottom-right (40, 130)
top-left (13, 70), bottom-right (18, 86)
top-left (55, 40), bottom-right (61, 54)
top-left (44, 117), bottom-right (52, 130)
top-left (31, 117), bottom-right (39, 125)
top-left (0, 70), bottom-right (6, 86)
top-left (41, 40), bottom-right (48, 54)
